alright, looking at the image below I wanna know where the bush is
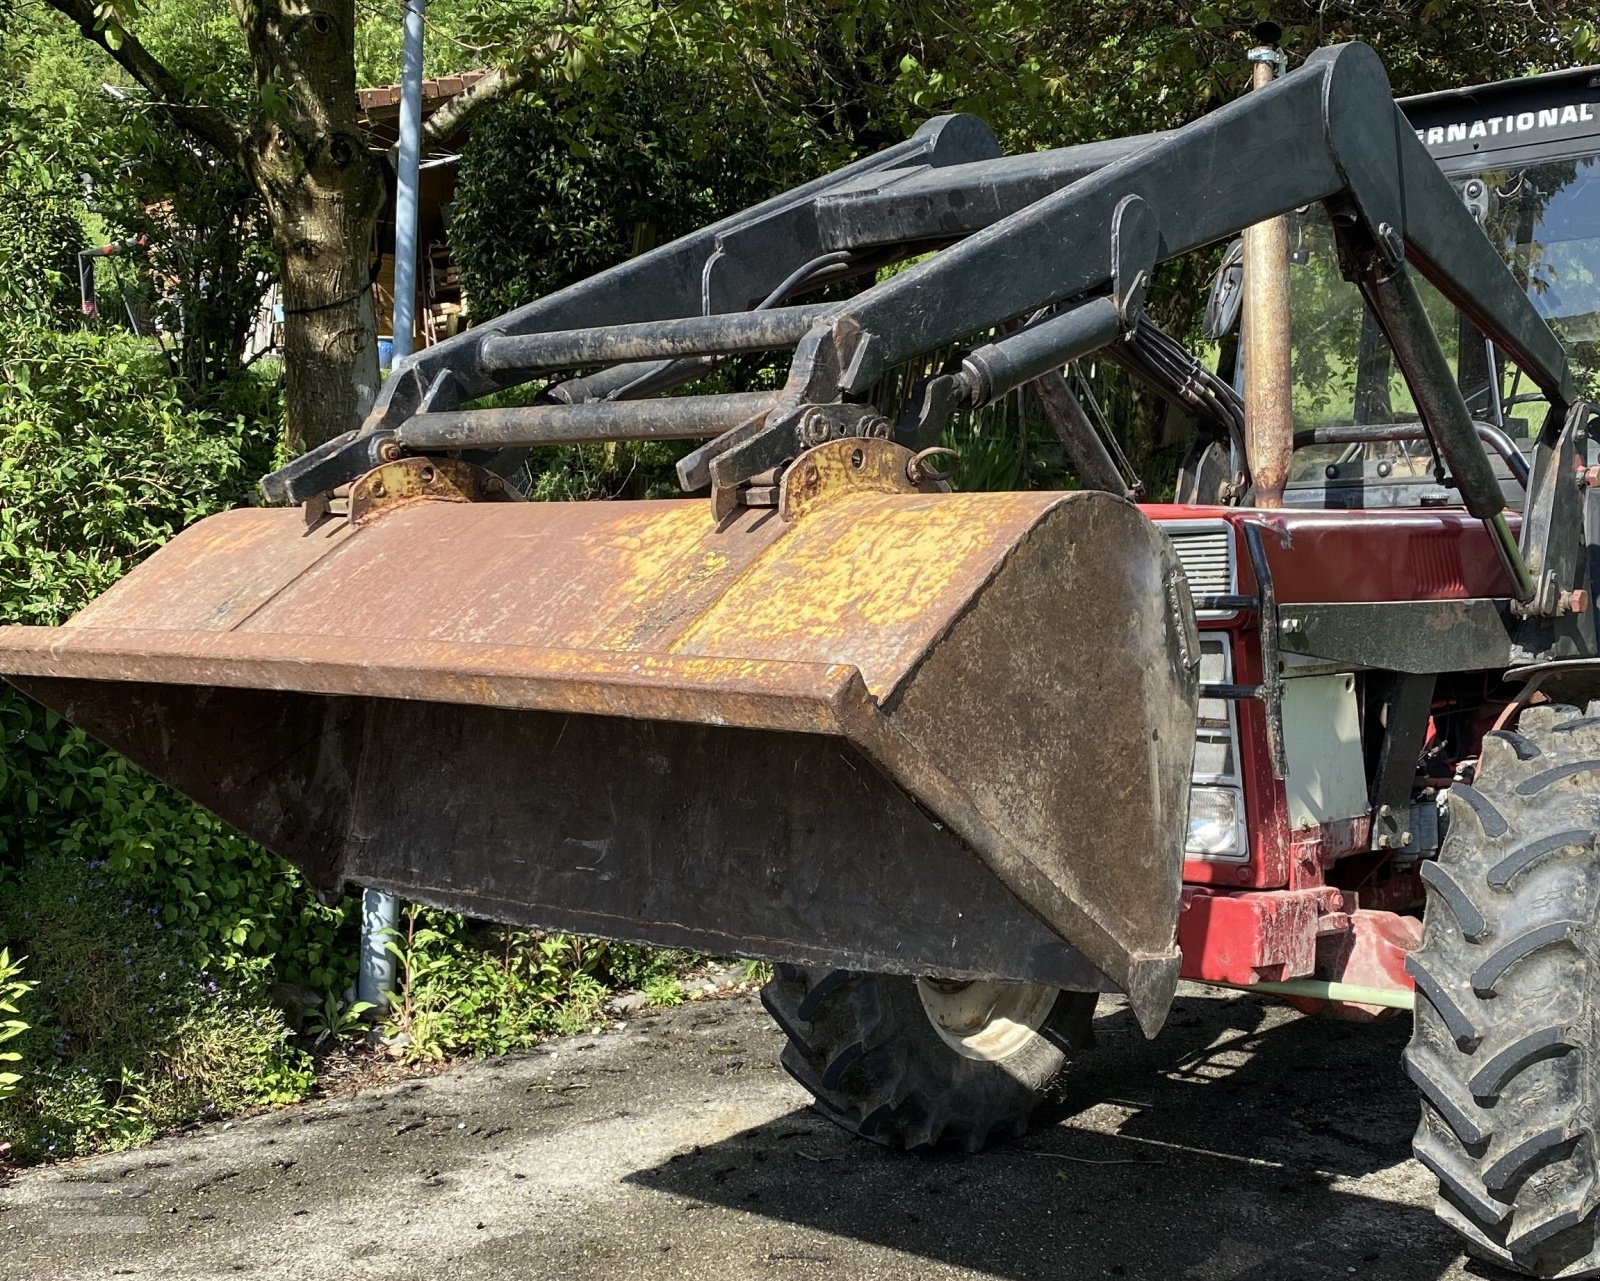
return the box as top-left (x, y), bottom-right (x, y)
top-left (0, 856), bottom-right (310, 1158)
top-left (0, 324), bottom-right (333, 1156)
top-left (0, 118), bottom-right (86, 330)
top-left (452, 60), bottom-right (788, 320)
top-left (0, 324), bottom-right (277, 625)
top-left (0, 328), bottom-right (344, 1009)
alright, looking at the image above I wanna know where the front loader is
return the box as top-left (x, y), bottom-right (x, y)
top-left (9, 40), bottom-right (1600, 1276)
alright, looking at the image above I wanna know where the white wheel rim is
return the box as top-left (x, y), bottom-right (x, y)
top-left (915, 978), bottom-right (1057, 1061)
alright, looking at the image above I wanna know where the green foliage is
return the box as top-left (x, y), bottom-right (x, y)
top-left (0, 324), bottom-right (338, 1157)
top-left (100, 128), bottom-right (274, 393)
top-left (0, 855), bottom-right (311, 1158)
top-left (451, 58), bottom-right (789, 320)
top-left (0, 324), bottom-right (278, 626)
top-left (98, 0), bottom-right (274, 391)
top-left (303, 994), bottom-right (375, 1051)
top-left (737, 958), bottom-right (774, 985)
top-left (379, 907), bottom-right (692, 1062)
top-left (597, 942), bottom-right (700, 990)
top-left (2, 0), bottom-right (274, 389)
top-left (0, 949), bottom-right (36, 1104)
top-left (642, 974), bottom-right (684, 1008)
top-left (0, 112), bottom-right (87, 329)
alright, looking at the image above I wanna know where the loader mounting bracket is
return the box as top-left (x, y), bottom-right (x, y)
top-left (348, 456), bottom-right (523, 528)
top-left (709, 403), bottom-right (891, 519)
top-left (777, 437), bottom-right (947, 521)
top-left (1513, 402), bottom-right (1595, 620)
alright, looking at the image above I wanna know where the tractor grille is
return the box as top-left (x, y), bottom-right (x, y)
top-left (1166, 524), bottom-right (1235, 613)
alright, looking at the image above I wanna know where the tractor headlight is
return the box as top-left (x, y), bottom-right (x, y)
top-left (1187, 634), bottom-right (1246, 860)
top-left (1187, 786), bottom-right (1243, 856)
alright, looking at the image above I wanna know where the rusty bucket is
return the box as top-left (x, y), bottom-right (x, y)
top-left (0, 441), bottom-right (1198, 1034)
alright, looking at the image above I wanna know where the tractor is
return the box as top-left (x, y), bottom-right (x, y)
top-left (7, 39), bottom-right (1600, 1277)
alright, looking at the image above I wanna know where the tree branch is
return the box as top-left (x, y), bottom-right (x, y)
top-left (414, 64), bottom-right (534, 154)
top-left (46, 0), bottom-right (249, 165)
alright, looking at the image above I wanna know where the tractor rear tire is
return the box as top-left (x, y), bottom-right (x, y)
top-left (761, 964), bottom-right (1096, 1152)
top-left (1407, 703), bottom-right (1600, 1277)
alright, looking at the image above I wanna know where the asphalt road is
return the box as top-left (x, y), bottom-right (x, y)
top-left (0, 984), bottom-right (1518, 1281)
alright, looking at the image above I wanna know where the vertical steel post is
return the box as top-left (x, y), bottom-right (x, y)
top-left (1240, 28), bottom-right (1293, 508)
top-left (360, 0), bottom-right (425, 1012)
top-left (390, 0), bottom-right (426, 363)
top-left (358, 886), bottom-right (398, 1011)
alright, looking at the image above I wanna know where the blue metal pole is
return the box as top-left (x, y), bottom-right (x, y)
top-left (359, 887), bottom-right (398, 1011)
top-left (360, 0), bottom-right (425, 1013)
top-left (390, 0), bottom-right (426, 363)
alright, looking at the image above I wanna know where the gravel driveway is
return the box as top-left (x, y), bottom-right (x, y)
top-left (0, 984), bottom-right (1513, 1281)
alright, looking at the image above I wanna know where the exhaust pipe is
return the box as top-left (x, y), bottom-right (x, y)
top-left (1241, 24), bottom-right (1294, 508)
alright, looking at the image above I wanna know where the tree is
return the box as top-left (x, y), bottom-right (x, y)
top-left (31, 0), bottom-right (1595, 453)
top-left (36, 0), bottom-right (535, 451)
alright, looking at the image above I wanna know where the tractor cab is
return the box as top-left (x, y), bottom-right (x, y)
top-left (1277, 66), bottom-right (1600, 511)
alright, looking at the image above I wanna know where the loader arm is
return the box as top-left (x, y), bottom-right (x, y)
top-left (272, 44), bottom-right (1571, 611)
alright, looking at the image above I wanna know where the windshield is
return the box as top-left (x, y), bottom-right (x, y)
top-left (1287, 154), bottom-right (1600, 460)
top-left (1490, 156), bottom-right (1600, 376)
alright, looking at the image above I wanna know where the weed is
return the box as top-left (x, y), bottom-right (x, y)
top-left (302, 994), bottom-right (375, 1052)
top-left (643, 974), bottom-right (685, 1008)
top-left (0, 949), bottom-right (35, 1104)
top-left (737, 959), bottom-right (774, 985)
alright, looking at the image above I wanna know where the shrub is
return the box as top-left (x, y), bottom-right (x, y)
top-left (0, 324), bottom-right (276, 626)
top-left (0, 324), bottom-right (332, 1156)
top-left (452, 60), bottom-right (788, 320)
top-left (0, 326), bottom-right (347, 1003)
top-left (0, 855), bottom-right (310, 1158)
top-left (0, 119), bottom-right (86, 330)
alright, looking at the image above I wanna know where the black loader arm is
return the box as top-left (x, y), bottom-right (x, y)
top-left (266, 43), bottom-right (1578, 612)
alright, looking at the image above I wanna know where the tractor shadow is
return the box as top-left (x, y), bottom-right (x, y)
top-left (626, 989), bottom-right (1519, 1281)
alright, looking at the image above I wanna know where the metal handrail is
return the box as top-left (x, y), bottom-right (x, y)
top-left (1290, 421), bottom-right (1530, 489)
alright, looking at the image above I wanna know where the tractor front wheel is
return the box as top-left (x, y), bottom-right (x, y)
top-left (1407, 704), bottom-right (1600, 1277)
top-left (761, 965), bottom-right (1096, 1152)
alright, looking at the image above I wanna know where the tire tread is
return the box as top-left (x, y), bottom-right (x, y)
top-left (760, 967), bottom-right (1094, 1152)
top-left (1409, 703), bottom-right (1600, 1277)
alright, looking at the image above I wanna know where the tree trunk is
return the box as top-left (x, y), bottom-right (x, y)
top-left (240, 0), bottom-right (386, 454)
top-left (258, 138), bottom-right (385, 452)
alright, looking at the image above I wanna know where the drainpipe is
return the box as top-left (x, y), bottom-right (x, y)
top-left (1240, 24), bottom-right (1293, 508)
top-left (359, 0), bottom-right (426, 1015)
